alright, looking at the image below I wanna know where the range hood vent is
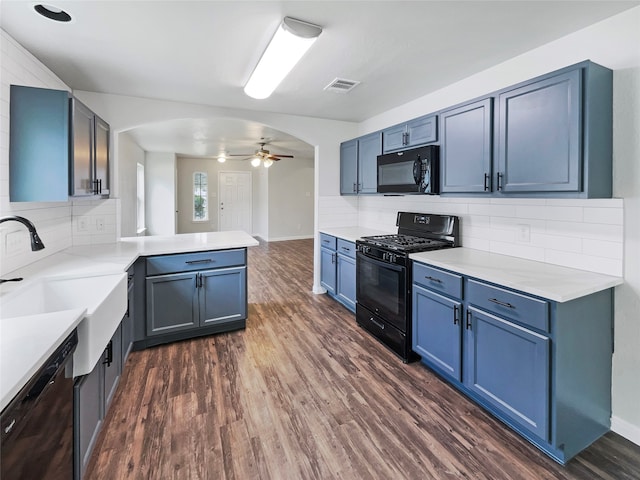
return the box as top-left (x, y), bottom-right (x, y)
top-left (324, 78), bottom-right (360, 93)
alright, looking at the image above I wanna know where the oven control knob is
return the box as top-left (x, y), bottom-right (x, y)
top-left (364, 246), bottom-right (371, 254)
top-left (389, 254), bottom-right (396, 263)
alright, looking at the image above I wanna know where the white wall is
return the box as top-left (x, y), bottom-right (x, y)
top-left (268, 157), bottom-right (314, 241)
top-left (320, 7), bottom-right (640, 444)
top-left (117, 132), bottom-right (145, 237)
top-left (145, 152), bottom-right (176, 236)
top-left (254, 165), bottom-right (269, 240)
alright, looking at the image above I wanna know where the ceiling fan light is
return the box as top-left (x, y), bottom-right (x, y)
top-left (251, 157), bottom-right (262, 167)
top-left (244, 17), bottom-right (322, 100)
top-left (263, 158), bottom-right (274, 168)
top-left (217, 154), bottom-right (227, 163)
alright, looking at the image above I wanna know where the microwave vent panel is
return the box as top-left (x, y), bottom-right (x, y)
top-left (324, 78), bottom-right (360, 93)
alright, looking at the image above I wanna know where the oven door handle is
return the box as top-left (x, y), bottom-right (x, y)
top-left (357, 252), bottom-right (404, 272)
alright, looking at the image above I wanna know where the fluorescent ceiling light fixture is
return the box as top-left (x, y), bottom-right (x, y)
top-left (244, 16), bottom-right (322, 100)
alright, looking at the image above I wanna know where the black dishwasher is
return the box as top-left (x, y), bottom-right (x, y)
top-left (1, 329), bottom-right (78, 479)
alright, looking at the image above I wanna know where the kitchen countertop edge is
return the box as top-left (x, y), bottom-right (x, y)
top-left (410, 247), bottom-right (623, 303)
top-left (319, 226), bottom-right (393, 243)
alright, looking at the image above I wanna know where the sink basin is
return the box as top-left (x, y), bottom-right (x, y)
top-left (0, 273), bottom-right (127, 376)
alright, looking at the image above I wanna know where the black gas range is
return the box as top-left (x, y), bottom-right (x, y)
top-left (355, 212), bottom-right (459, 362)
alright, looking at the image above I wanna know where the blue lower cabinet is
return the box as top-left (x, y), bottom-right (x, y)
top-left (336, 253), bottom-right (356, 312)
top-left (412, 285), bottom-right (462, 381)
top-left (464, 307), bottom-right (550, 441)
top-left (74, 321), bottom-right (124, 479)
top-left (200, 266), bottom-right (247, 325)
top-left (146, 272), bottom-right (199, 336)
top-left (143, 250), bottom-right (248, 346)
top-left (320, 247), bottom-right (337, 295)
top-left (320, 234), bottom-right (356, 312)
top-left (412, 260), bottom-right (612, 464)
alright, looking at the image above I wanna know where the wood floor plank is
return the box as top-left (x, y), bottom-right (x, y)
top-left (85, 239), bottom-right (640, 480)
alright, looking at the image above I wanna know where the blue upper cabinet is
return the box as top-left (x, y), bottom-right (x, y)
top-left (357, 131), bottom-right (382, 194)
top-left (497, 69), bottom-right (581, 193)
top-left (440, 98), bottom-right (493, 193)
top-left (9, 85), bottom-right (70, 202)
top-left (382, 114), bottom-right (437, 153)
top-left (437, 61), bottom-right (612, 198)
top-left (339, 139), bottom-right (358, 195)
top-left (9, 85), bottom-right (111, 202)
top-left (339, 131), bottom-right (382, 195)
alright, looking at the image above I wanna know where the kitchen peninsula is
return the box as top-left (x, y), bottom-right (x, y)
top-left (0, 230), bottom-right (258, 412)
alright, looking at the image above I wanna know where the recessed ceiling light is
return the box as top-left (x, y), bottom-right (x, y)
top-left (34, 4), bottom-right (72, 22)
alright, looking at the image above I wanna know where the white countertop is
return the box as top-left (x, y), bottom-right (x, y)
top-left (319, 226), bottom-right (393, 243)
top-left (0, 231), bottom-right (258, 412)
top-left (410, 248), bottom-right (623, 302)
top-left (0, 309), bottom-right (85, 411)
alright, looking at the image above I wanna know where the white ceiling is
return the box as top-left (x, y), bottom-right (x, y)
top-left (1, 1), bottom-right (637, 158)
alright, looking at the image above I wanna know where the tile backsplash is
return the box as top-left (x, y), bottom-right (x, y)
top-left (319, 195), bottom-right (624, 277)
top-left (0, 30), bottom-right (118, 276)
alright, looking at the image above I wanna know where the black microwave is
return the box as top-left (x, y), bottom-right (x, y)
top-left (377, 145), bottom-right (439, 194)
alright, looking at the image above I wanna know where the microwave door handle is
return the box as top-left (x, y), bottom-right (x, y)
top-left (413, 158), bottom-right (422, 185)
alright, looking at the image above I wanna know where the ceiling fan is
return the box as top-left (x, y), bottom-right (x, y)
top-left (226, 141), bottom-right (294, 167)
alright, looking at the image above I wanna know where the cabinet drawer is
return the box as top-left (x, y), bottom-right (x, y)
top-left (320, 233), bottom-right (337, 250)
top-left (146, 249), bottom-right (246, 276)
top-left (413, 263), bottom-right (462, 300)
top-left (467, 279), bottom-right (549, 332)
top-left (337, 239), bottom-right (355, 258)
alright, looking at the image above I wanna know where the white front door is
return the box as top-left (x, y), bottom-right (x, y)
top-left (218, 171), bottom-right (252, 233)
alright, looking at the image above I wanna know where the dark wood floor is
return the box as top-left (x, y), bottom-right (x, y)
top-left (86, 239), bottom-right (640, 479)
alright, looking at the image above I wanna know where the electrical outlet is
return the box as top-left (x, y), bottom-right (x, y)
top-left (96, 217), bottom-right (105, 231)
top-left (516, 224), bottom-right (531, 243)
top-left (77, 218), bottom-right (88, 232)
top-left (5, 231), bottom-right (26, 255)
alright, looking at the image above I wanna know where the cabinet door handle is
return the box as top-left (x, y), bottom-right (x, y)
top-left (483, 173), bottom-right (490, 191)
top-left (103, 340), bottom-right (113, 366)
top-left (341, 246), bottom-right (350, 251)
top-left (488, 298), bottom-right (516, 309)
top-left (453, 305), bottom-right (459, 325)
top-left (466, 310), bottom-right (472, 330)
top-left (424, 276), bottom-right (442, 283)
top-left (497, 172), bottom-right (503, 191)
top-left (185, 259), bottom-right (214, 265)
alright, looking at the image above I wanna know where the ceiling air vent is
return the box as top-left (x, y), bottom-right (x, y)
top-left (324, 78), bottom-right (360, 93)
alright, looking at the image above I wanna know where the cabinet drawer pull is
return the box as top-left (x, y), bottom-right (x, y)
top-left (425, 276), bottom-right (442, 283)
top-left (488, 298), bottom-right (516, 309)
top-left (341, 246), bottom-right (351, 251)
top-left (185, 259), bottom-right (214, 265)
top-left (369, 317), bottom-right (385, 330)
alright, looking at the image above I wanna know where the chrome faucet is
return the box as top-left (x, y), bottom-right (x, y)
top-left (0, 215), bottom-right (45, 284)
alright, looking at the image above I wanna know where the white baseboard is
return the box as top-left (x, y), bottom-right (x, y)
top-left (611, 415), bottom-right (640, 446)
top-left (312, 284), bottom-right (327, 294)
top-left (265, 234), bottom-right (314, 242)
